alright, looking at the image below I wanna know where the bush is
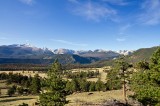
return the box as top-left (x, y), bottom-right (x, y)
top-left (17, 87), bottom-right (24, 95)
top-left (7, 86), bottom-right (16, 97)
top-left (18, 103), bottom-right (28, 106)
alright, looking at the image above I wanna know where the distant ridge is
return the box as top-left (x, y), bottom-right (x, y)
top-left (92, 46), bottom-right (160, 67)
top-left (0, 44), bottom-right (134, 64)
top-left (126, 46), bottom-right (160, 63)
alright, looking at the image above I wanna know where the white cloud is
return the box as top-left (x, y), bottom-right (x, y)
top-left (68, 0), bottom-right (78, 4)
top-left (18, 0), bottom-right (34, 5)
top-left (102, 0), bottom-right (129, 6)
top-left (116, 38), bottom-right (126, 42)
top-left (51, 39), bottom-right (88, 47)
top-left (119, 24), bottom-right (131, 34)
top-left (139, 0), bottom-right (160, 25)
top-left (69, 1), bottom-right (117, 22)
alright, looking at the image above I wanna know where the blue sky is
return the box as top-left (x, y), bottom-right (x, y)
top-left (0, 0), bottom-right (160, 50)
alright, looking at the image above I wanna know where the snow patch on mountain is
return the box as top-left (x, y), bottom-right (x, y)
top-left (116, 50), bottom-right (134, 55)
top-left (1, 44), bottom-right (134, 56)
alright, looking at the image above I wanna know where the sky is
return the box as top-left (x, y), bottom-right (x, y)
top-left (0, 0), bottom-right (160, 51)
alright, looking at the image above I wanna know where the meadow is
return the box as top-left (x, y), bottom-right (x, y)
top-left (0, 67), bottom-right (128, 106)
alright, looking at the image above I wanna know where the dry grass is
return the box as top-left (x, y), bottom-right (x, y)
top-left (0, 66), bottom-right (111, 81)
top-left (0, 80), bottom-right (8, 88)
top-left (66, 90), bottom-right (126, 106)
top-left (0, 71), bottom-right (47, 78)
top-left (0, 90), bottom-right (125, 106)
top-left (67, 67), bottom-right (109, 82)
top-left (0, 67), bottom-right (112, 106)
top-left (0, 80), bottom-right (38, 106)
top-left (0, 95), bottom-right (38, 106)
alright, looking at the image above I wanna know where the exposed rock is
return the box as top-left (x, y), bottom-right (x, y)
top-left (102, 99), bottom-right (126, 106)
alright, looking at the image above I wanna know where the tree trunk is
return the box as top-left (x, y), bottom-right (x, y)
top-left (123, 77), bottom-right (127, 104)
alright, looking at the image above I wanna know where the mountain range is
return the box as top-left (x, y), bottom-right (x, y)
top-left (91, 46), bottom-right (160, 67)
top-left (53, 48), bottom-right (133, 56)
top-left (0, 44), bottom-right (134, 64)
top-left (0, 44), bottom-right (159, 65)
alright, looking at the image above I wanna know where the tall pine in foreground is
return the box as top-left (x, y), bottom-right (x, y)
top-left (115, 58), bottom-right (130, 104)
top-left (107, 57), bottom-right (130, 104)
top-left (131, 48), bottom-right (160, 106)
top-left (40, 60), bottom-right (67, 106)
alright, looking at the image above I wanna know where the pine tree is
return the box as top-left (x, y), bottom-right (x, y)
top-left (107, 57), bottom-right (130, 104)
top-left (7, 85), bottom-right (16, 97)
top-left (116, 58), bottom-right (130, 104)
top-left (39, 59), bottom-right (67, 106)
top-left (79, 79), bottom-right (89, 92)
top-left (69, 78), bottom-right (80, 92)
top-left (130, 48), bottom-right (160, 106)
top-left (106, 69), bottom-right (122, 90)
top-left (95, 78), bottom-right (105, 91)
top-left (89, 82), bottom-right (96, 91)
top-left (136, 60), bottom-right (149, 71)
top-left (30, 74), bottom-right (41, 94)
top-left (65, 81), bottom-right (73, 94)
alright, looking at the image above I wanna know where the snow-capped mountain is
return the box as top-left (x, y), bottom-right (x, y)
top-left (0, 44), bottom-right (135, 64)
top-left (116, 50), bottom-right (134, 55)
top-left (51, 48), bottom-right (134, 60)
top-left (53, 48), bottom-right (75, 54)
top-left (0, 44), bottom-right (54, 58)
top-left (52, 48), bottom-right (133, 56)
top-left (0, 44), bottom-right (134, 59)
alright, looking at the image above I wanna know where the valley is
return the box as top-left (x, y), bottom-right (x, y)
top-left (1, 0), bottom-right (160, 105)
top-left (0, 67), bottom-right (131, 106)
top-left (0, 45), bottom-right (160, 106)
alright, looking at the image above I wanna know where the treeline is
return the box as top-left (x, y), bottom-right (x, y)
top-left (0, 59), bottom-right (111, 71)
top-left (65, 78), bottom-right (108, 94)
top-left (63, 60), bottom-right (113, 70)
top-left (0, 63), bottom-right (103, 71)
top-left (65, 70), bottom-right (99, 79)
top-left (0, 64), bottom-right (48, 71)
top-left (0, 72), bottom-right (31, 85)
top-left (0, 72), bottom-right (42, 96)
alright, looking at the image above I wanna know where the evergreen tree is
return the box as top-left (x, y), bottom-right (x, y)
top-left (40, 59), bottom-right (67, 106)
top-left (131, 48), bottom-right (160, 106)
top-left (17, 87), bottom-right (24, 95)
top-left (136, 60), bottom-right (149, 71)
top-left (107, 57), bottom-right (130, 104)
top-left (30, 74), bottom-right (41, 94)
top-left (95, 78), bottom-right (105, 91)
top-left (89, 82), bottom-right (96, 91)
top-left (79, 79), bottom-right (89, 92)
top-left (18, 103), bottom-right (28, 106)
top-left (150, 48), bottom-right (160, 83)
top-left (7, 85), bottom-right (16, 97)
top-left (65, 81), bottom-right (73, 94)
top-left (70, 78), bottom-right (80, 92)
top-left (116, 58), bottom-right (130, 103)
top-left (106, 69), bottom-right (122, 90)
